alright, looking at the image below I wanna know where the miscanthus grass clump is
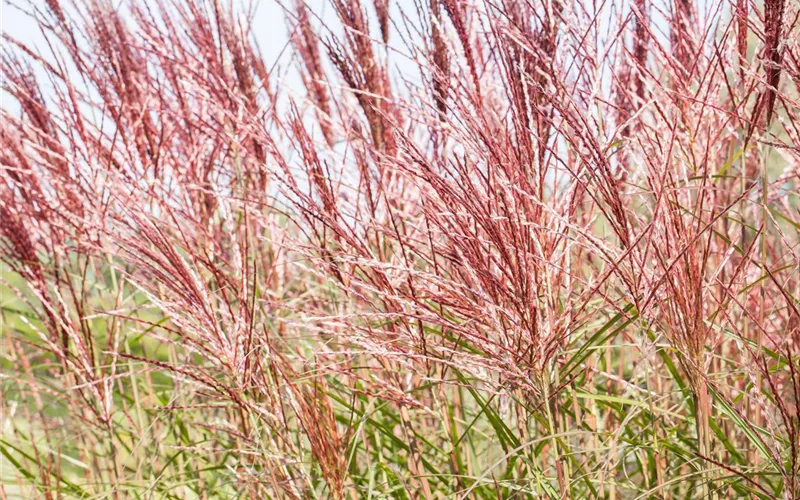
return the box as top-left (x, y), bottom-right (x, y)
top-left (2, 0), bottom-right (800, 497)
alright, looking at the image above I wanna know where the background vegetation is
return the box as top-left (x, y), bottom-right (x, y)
top-left (1, 0), bottom-right (799, 497)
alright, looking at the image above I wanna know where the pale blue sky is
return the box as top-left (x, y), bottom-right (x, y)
top-left (1, 1), bottom-right (316, 78)
top-left (0, 0), bottom-right (427, 115)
